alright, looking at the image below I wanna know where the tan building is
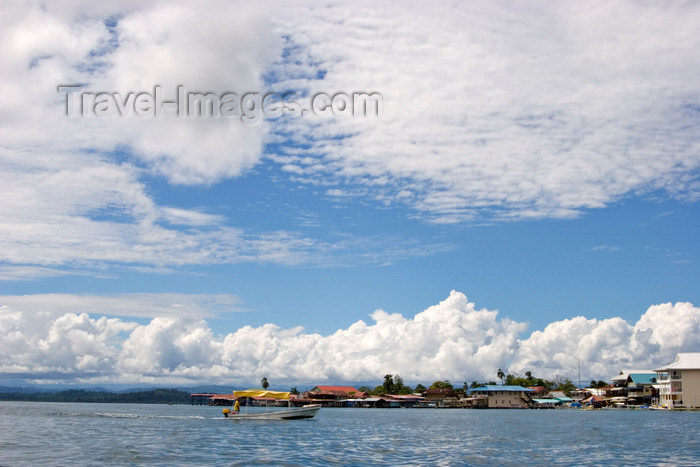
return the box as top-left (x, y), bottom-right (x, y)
top-left (655, 352), bottom-right (700, 409)
top-left (469, 385), bottom-right (533, 408)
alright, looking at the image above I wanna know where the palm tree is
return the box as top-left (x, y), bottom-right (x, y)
top-left (261, 377), bottom-right (269, 389)
top-left (497, 369), bottom-right (505, 385)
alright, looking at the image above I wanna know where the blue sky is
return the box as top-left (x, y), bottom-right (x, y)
top-left (1, 0), bottom-right (700, 388)
top-left (11, 167), bottom-right (698, 336)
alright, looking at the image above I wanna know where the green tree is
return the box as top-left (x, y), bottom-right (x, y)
top-left (497, 369), bottom-right (505, 384)
top-left (261, 377), bottom-right (269, 389)
top-left (553, 376), bottom-right (577, 395)
top-left (392, 375), bottom-right (413, 394)
top-left (290, 387), bottom-right (299, 395)
top-left (383, 374), bottom-right (394, 393)
top-left (429, 380), bottom-right (453, 390)
top-left (414, 383), bottom-right (427, 394)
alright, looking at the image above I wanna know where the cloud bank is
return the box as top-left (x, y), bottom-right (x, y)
top-left (2, 291), bottom-right (698, 386)
top-left (2, 1), bottom-right (700, 279)
top-left (271, 1), bottom-right (700, 222)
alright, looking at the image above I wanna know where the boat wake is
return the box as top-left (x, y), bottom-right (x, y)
top-left (54, 411), bottom-right (206, 420)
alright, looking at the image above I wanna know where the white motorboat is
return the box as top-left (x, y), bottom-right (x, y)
top-left (223, 389), bottom-right (321, 420)
top-left (223, 404), bottom-right (321, 420)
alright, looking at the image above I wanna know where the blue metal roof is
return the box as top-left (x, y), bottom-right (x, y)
top-left (469, 385), bottom-right (533, 393)
top-left (629, 373), bottom-right (657, 385)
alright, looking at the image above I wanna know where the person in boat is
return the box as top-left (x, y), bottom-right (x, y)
top-left (233, 399), bottom-right (240, 414)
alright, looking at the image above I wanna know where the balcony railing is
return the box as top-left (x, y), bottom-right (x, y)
top-left (657, 373), bottom-right (683, 382)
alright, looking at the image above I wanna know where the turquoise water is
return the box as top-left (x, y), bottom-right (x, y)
top-left (1, 401), bottom-right (698, 465)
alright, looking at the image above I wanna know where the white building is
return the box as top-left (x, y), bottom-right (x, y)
top-left (654, 352), bottom-right (700, 409)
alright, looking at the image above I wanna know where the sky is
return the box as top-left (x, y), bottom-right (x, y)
top-left (1, 0), bottom-right (700, 389)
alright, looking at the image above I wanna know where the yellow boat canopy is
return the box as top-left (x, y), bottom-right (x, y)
top-left (233, 389), bottom-right (291, 400)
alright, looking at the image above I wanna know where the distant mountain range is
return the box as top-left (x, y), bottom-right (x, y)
top-left (0, 384), bottom-right (236, 394)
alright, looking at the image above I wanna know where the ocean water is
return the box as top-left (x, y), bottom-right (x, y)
top-left (1, 401), bottom-right (699, 466)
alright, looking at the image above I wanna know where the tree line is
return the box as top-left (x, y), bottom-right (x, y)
top-left (0, 388), bottom-right (191, 404)
top-left (345, 370), bottom-right (580, 397)
top-left (4, 369), bottom-right (586, 405)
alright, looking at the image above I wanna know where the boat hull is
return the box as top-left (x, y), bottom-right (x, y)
top-left (224, 404), bottom-right (321, 420)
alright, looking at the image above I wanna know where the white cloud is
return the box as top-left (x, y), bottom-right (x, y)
top-left (0, 293), bottom-right (242, 319)
top-left (0, 265), bottom-right (89, 281)
top-left (2, 1), bottom-right (458, 276)
top-left (590, 245), bottom-right (621, 252)
top-left (0, 146), bottom-right (438, 271)
top-left (2, 1), bottom-right (699, 276)
top-left (0, 0), bottom-right (319, 275)
top-left (1, 0), bottom-right (271, 184)
top-left (2, 291), bottom-right (698, 386)
top-left (269, 1), bottom-right (700, 222)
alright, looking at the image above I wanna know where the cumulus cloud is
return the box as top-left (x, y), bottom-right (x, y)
top-left (2, 291), bottom-right (698, 386)
top-left (2, 0), bottom-right (271, 183)
top-left (0, 0), bottom-right (298, 275)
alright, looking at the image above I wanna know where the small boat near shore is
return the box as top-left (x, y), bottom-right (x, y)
top-left (223, 389), bottom-right (321, 420)
top-left (223, 404), bottom-right (321, 420)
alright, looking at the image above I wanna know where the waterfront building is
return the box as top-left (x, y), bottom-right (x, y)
top-left (524, 386), bottom-right (547, 398)
top-left (570, 388), bottom-right (591, 403)
top-left (609, 369), bottom-right (657, 404)
top-left (624, 373), bottom-right (658, 405)
top-left (300, 385), bottom-right (367, 406)
top-left (549, 391), bottom-right (573, 404)
top-left (655, 352), bottom-right (700, 409)
top-left (423, 387), bottom-right (459, 407)
top-left (468, 385), bottom-right (533, 408)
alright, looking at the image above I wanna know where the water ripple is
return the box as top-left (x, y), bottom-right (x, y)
top-left (1, 402), bottom-right (699, 466)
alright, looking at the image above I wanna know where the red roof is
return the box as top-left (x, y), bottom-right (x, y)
top-left (209, 394), bottom-right (236, 400)
top-left (384, 394), bottom-right (425, 401)
top-left (307, 385), bottom-right (368, 398)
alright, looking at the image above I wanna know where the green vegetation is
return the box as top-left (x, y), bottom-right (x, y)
top-left (359, 369), bottom-right (580, 397)
top-left (2, 368), bottom-right (585, 404)
top-left (504, 372), bottom-right (551, 388)
top-left (429, 380), bottom-right (454, 390)
top-left (370, 375), bottom-right (414, 395)
top-left (0, 388), bottom-right (191, 404)
top-left (464, 371), bottom-right (578, 396)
